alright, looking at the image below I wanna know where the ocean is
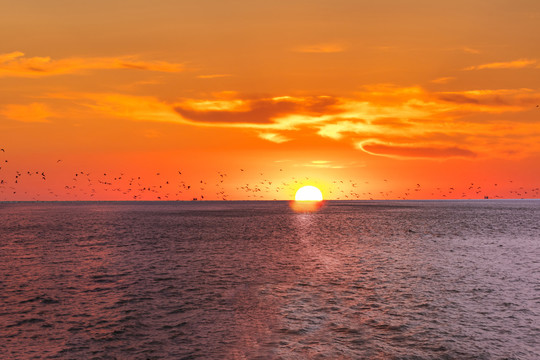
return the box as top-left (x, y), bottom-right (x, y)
top-left (0, 200), bottom-right (538, 359)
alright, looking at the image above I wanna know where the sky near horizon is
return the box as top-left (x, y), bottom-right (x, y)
top-left (1, 0), bottom-right (540, 200)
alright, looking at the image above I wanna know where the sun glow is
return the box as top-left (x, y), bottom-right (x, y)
top-left (295, 185), bottom-right (323, 201)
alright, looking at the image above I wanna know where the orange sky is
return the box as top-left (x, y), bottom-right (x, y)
top-left (1, 0), bottom-right (540, 200)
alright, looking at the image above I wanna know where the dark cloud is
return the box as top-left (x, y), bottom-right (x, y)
top-left (438, 93), bottom-right (540, 107)
top-left (438, 94), bottom-right (480, 104)
top-left (174, 97), bottom-right (340, 124)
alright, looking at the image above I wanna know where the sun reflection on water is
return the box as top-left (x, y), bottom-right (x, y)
top-left (289, 200), bottom-right (325, 213)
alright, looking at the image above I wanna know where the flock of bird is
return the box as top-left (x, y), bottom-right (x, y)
top-left (0, 147), bottom-right (539, 201)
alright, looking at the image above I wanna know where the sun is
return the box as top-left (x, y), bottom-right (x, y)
top-left (295, 185), bottom-right (323, 201)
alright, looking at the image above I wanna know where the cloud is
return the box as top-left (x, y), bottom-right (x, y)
top-left (79, 93), bottom-right (186, 124)
top-left (464, 59), bottom-right (537, 70)
top-left (0, 51), bottom-right (184, 78)
top-left (299, 160), bottom-right (346, 169)
top-left (65, 93), bottom-right (336, 133)
top-left (437, 88), bottom-right (540, 110)
top-left (317, 120), bottom-right (371, 140)
top-left (357, 141), bottom-right (477, 159)
top-left (431, 77), bottom-right (455, 84)
top-left (1, 103), bottom-right (54, 122)
top-left (174, 96), bottom-right (340, 125)
top-left (175, 99), bottom-right (296, 124)
top-left (462, 47), bottom-right (481, 54)
top-left (294, 43), bottom-right (345, 53)
top-left (258, 132), bottom-right (290, 143)
top-left (197, 74), bottom-right (232, 79)
top-left (314, 95), bottom-right (457, 141)
top-left (47, 85), bottom-right (540, 158)
top-left (371, 118), bottom-right (413, 128)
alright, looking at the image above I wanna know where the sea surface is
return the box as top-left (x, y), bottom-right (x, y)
top-left (0, 200), bottom-right (539, 359)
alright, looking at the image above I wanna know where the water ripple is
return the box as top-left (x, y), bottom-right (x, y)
top-left (0, 200), bottom-right (538, 359)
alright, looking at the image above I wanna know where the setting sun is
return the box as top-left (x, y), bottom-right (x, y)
top-left (295, 186), bottom-right (323, 201)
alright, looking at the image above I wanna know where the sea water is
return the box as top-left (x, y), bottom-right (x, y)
top-left (0, 200), bottom-right (538, 359)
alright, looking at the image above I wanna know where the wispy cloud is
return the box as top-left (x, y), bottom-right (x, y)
top-left (431, 77), bottom-right (455, 84)
top-left (0, 51), bottom-right (184, 78)
top-left (46, 85), bottom-right (540, 158)
top-left (462, 47), bottom-right (481, 54)
top-left (197, 74), bottom-right (232, 79)
top-left (465, 59), bottom-right (537, 70)
top-left (299, 160), bottom-right (346, 169)
top-left (357, 141), bottom-right (477, 159)
top-left (294, 43), bottom-right (345, 53)
top-left (1, 103), bottom-right (54, 122)
top-left (258, 132), bottom-right (290, 143)
top-left (437, 88), bottom-right (539, 110)
top-left (79, 93), bottom-right (185, 124)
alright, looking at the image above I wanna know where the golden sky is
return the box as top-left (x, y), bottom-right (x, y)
top-left (1, 0), bottom-right (540, 200)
